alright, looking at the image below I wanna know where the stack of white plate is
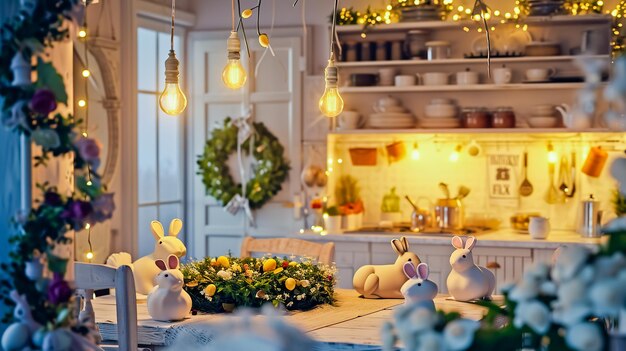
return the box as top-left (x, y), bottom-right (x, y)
top-left (369, 112), bottom-right (416, 129)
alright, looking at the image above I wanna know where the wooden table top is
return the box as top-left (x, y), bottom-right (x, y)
top-left (93, 289), bottom-right (494, 349)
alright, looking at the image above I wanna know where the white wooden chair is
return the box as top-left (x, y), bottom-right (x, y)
top-left (240, 237), bottom-right (335, 265)
top-left (75, 263), bottom-right (138, 351)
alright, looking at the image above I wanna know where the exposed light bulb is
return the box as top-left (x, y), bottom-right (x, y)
top-left (82, 69), bottom-right (90, 77)
top-left (319, 54), bottom-right (344, 118)
top-left (78, 99), bottom-right (86, 107)
top-left (78, 27), bottom-right (87, 38)
top-left (547, 143), bottom-right (558, 164)
top-left (86, 251), bottom-right (94, 260)
top-left (222, 31), bottom-right (247, 89)
top-left (449, 144), bottom-right (462, 162)
top-left (159, 50), bottom-right (187, 115)
top-left (411, 142), bottom-right (420, 160)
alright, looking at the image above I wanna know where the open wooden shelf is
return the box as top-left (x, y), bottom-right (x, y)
top-left (339, 82), bottom-right (595, 93)
top-left (336, 55), bottom-right (610, 68)
top-left (336, 14), bottom-right (612, 33)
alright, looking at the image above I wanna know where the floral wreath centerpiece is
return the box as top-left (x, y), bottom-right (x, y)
top-left (181, 255), bottom-right (336, 313)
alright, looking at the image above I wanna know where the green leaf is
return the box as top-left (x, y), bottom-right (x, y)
top-left (36, 57), bottom-right (67, 104)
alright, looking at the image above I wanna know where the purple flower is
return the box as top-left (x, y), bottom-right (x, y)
top-left (43, 191), bottom-right (63, 207)
top-left (30, 89), bottom-right (57, 115)
top-left (74, 137), bottom-right (101, 164)
top-left (62, 200), bottom-right (93, 223)
top-left (90, 193), bottom-right (115, 223)
top-left (47, 272), bottom-right (72, 304)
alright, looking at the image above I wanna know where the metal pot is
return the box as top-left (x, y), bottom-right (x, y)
top-left (435, 198), bottom-right (464, 230)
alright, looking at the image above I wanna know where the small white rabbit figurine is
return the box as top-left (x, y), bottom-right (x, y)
top-left (1, 290), bottom-right (41, 351)
top-left (107, 219), bottom-right (187, 295)
top-left (446, 236), bottom-right (495, 302)
top-left (400, 262), bottom-right (437, 311)
top-left (147, 254), bottom-right (192, 321)
top-left (353, 237), bottom-right (421, 299)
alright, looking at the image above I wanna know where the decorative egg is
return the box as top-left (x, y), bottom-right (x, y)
top-left (1, 323), bottom-right (30, 351)
top-left (32, 327), bottom-right (48, 348)
top-left (314, 170), bottom-right (328, 187)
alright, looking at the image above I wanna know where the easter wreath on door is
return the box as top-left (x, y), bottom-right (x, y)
top-left (197, 117), bottom-right (290, 212)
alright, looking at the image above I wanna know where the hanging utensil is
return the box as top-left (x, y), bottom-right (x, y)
top-left (557, 156), bottom-right (570, 202)
top-left (567, 151), bottom-right (577, 198)
top-left (405, 195), bottom-right (418, 212)
top-left (456, 185), bottom-right (471, 200)
top-left (519, 151), bottom-right (534, 197)
top-left (545, 163), bottom-right (559, 204)
top-left (439, 182), bottom-right (451, 199)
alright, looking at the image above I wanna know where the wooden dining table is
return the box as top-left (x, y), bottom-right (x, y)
top-left (93, 289), bottom-right (496, 350)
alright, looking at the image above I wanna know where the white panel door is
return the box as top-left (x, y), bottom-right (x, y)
top-left (188, 32), bottom-right (302, 258)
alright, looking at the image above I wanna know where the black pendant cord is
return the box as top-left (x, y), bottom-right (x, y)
top-left (170, 0), bottom-right (176, 51)
top-left (330, 0), bottom-right (338, 59)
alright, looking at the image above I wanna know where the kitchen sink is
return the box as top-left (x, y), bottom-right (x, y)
top-left (343, 225), bottom-right (491, 237)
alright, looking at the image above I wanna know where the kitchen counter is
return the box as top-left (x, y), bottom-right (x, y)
top-left (298, 228), bottom-right (603, 250)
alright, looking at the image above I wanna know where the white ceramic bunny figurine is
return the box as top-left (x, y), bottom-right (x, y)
top-left (107, 218), bottom-right (187, 295)
top-left (353, 237), bottom-right (421, 299)
top-left (147, 254), bottom-right (192, 321)
top-left (1, 290), bottom-right (41, 351)
top-left (400, 262), bottom-right (438, 311)
top-left (446, 236), bottom-right (495, 302)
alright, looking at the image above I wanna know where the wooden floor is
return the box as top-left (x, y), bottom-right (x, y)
top-left (93, 289), bottom-right (496, 349)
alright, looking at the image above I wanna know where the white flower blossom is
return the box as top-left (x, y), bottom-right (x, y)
top-left (299, 280), bottom-right (310, 287)
top-left (555, 277), bottom-right (587, 307)
top-left (552, 303), bottom-right (591, 327)
top-left (418, 331), bottom-right (446, 351)
top-left (565, 322), bottom-right (604, 351)
top-left (310, 287), bottom-right (316, 293)
top-left (217, 270), bottom-right (232, 280)
top-left (443, 319), bottom-right (479, 351)
top-left (589, 279), bottom-right (626, 318)
top-left (551, 246), bottom-right (591, 283)
top-left (509, 279), bottom-right (540, 302)
top-left (514, 301), bottom-right (551, 335)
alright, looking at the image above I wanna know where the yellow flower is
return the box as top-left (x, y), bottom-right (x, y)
top-left (285, 278), bottom-right (296, 291)
top-left (299, 279), bottom-right (310, 287)
top-left (232, 263), bottom-right (242, 272)
top-left (186, 281), bottom-right (199, 287)
top-left (289, 261), bottom-right (297, 267)
top-left (217, 256), bottom-right (230, 268)
top-left (204, 284), bottom-right (216, 297)
top-left (245, 269), bottom-right (253, 277)
top-left (273, 267), bottom-right (284, 274)
top-left (210, 258), bottom-right (218, 267)
top-left (258, 33), bottom-right (270, 48)
top-left (263, 258), bottom-right (277, 272)
top-left (242, 9), bottom-right (253, 18)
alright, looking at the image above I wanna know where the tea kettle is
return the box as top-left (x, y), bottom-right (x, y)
top-left (556, 103), bottom-right (592, 129)
top-left (578, 194), bottom-right (603, 238)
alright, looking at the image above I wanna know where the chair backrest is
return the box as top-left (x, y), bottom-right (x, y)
top-left (240, 237), bottom-right (335, 265)
top-left (75, 263), bottom-right (138, 351)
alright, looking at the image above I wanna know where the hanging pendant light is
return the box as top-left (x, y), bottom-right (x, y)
top-left (319, 0), bottom-right (343, 118)
top-left (223, 0), bottom-right (247, 89)
top-left (159, 0), bottom-right (187, 116)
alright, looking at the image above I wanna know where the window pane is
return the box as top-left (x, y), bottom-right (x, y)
top-left (138, 205), bottom-right (158, 257)
top-left (137, 93), bottom-right (158, 204)
top-left (159, 203), bottom-right (184, 244)
top-left (137, 28), bottom-right (157, 91)
top-left (158, 108), bottom-right (182, 202)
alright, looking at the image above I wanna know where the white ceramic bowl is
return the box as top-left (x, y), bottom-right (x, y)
top-left (424, 104), bottom-right (457, 118)
top-left (528, 116), bottom-right (560, 128)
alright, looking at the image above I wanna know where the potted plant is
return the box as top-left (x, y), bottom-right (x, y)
top-left (324, 206), bottom-right (343, 232)
top-left (335, 175), bottom-right (364, 230)
top-left (380, 187), bottom-right (402, 223)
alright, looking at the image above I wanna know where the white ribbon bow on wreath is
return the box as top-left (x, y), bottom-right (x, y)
top-left (224, 109), bottom-right (256, 227)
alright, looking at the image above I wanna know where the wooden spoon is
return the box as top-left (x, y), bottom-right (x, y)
top-left (519, 152), bottom-right (533, 197)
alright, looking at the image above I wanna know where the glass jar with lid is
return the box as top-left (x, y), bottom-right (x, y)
top-left (403, 30), bottom-right (429, 60)
top-left (461, 107), bottom-right (490, 128)
top-left (491, 106), bottom-right (516, 128)
top-left (425, 40), bottom-right (451, 60)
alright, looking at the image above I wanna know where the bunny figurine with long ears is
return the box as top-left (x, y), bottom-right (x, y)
top-left (107, 218), bottom-right (187, 295)
top-left (147, 254), bottom-right (192, 321)
top-left (446, 236), bottom-right (495, 302)
top-left (400, 262), bottom-right (438, 311)
top-left (353, 237), bottom-right (421, 299)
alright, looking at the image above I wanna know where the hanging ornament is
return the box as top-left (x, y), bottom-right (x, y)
top-left (159, 0), bottom-right (187, 115)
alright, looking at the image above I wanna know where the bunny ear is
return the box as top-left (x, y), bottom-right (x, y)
top-left (155, 259), bottom-right (167, 271)
top-left (464, 236), bottom-right (477, 250)
top-left (168, 255), bottom-right (179, 270)
top-left (168, 218), bottom-right (183, 237)
top-left (391, 239), bottom-right (405, 255)
top-left (402, 262), bottom-right (417, 279)
top-left (417, 263), bottom-right (429, 280)
top-left (151, 221), bottom-right (164, 240)
top-left (9, 290), bottom-right (20, 303)
top-left (400, 237), bottom-right (409, 252)
top-left (452, 236), bottom-right (464, 249)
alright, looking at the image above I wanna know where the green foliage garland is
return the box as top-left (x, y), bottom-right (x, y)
top-left (0, 0), bottom-right (115, 345)
top-left (197, 117), bottom-right (290, 210)
top-left (181, 256), bottom-right (336, 313)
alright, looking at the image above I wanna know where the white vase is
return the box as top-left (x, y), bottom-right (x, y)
top-left (10, 52), bottom-right (31, 87)
top-left (343, 213), bottom-right (363, 230)
top-left (324, 215), bottom-right (342, 232)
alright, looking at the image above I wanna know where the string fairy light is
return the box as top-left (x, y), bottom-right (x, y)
top-left (610, 0), bottom-right (626, 57)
